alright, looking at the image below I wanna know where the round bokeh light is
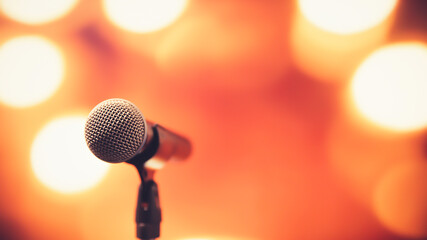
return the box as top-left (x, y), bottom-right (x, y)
top-left (102, 0), bottom-right (188, 33)
top-left (298, 0), bottom-right (398, 34)
top-left (350, 42), bottom-right (427, 132)
top-left (31, 116), bottom-right (110, 194)
top-left (374, 161), bottom-right (427, 238)
top-left (0, 0), bottom-right (79, 25)
top-left (0, 36), bottom-right (65, 108)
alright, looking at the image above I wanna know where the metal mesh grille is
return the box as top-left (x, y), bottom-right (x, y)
top-left (84, 99), bottom-right (146, 163)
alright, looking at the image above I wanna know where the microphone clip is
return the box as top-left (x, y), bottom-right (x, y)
top-left (128, 126), bottom-right (162, 240)
top-left (135, 175), bottom-right (162, 240)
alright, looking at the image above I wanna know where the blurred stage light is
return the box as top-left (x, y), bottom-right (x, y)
top-left (350, 42), bottom-right (427, 132)
top-left (102, 0), bottom-right (188, 33)
top-left (326, 115), bottom-right (420, 206)
top-left (374, 161), bottom-right (427, 238)
top-left (0, 0), bottom-right (79, 25)
top-left (31, 116), bottom-right (110, 194)
top-left (290, 2), bottom-right (394, 82)
top-left (179, 238), bottom-right (247, 240)
top-left (0, 36), bottom-right (64, 108)
top-left (297, 0), bottom-right (398, 34)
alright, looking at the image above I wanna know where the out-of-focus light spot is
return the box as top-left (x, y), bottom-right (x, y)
top-left (326, 116), bottom-right (420, 206)
top-left (298, 0), bottom-right (398, 34)
top-left (350, 42), bottom-right (427, 132)
top-left (0, 0), bottom-right (79, 25)
top-left (31, 116), bottom-right (110, 194)
top-left (179, 238), bottom-right (247, 240)
top-left (290, 7), bottom-right (392, 82)
top-left (145, 159), bottom-right (166, 170)
top-left (0, 36), bottom-right (64, 108)
top-left (102, 0), bottom-right (188, 33)
top-left (374, 161), bottom-right (427, 238)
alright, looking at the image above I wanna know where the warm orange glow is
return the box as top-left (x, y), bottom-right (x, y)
top-left (156, 3), bottom-right (287, 89)
top-left (0, 36), bottom-right (65, 108)
top-left (374, 161), bottom-right (427, 238)
top-left (0, 0), bottom-right (79, 25)
top-left (31, 116), bottom-right (110, 194)
top-left (326, 116), bottom-right (420, 206)
top-left (350, 42), bottom-right (427, 132)
top-left (298, 0), bottom-right (398, 34)
top-left (179, 238), bottom-right (248, 240)
top-left (1, 0), bottom-right (426, 239)
top-left (102, 0), bottom-right (188, 33)
top-left (181, 238), bottom-right (217, 240)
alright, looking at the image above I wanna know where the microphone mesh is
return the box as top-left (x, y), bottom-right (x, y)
top-left (84, 99), bottom-right (146, 163)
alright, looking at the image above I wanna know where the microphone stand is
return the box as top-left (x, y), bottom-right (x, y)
top-left (126, 124), bottom-right (190, 240)
top-left (135, 167), bottom-right (161, 240)
top-left (128, 126), bottom-right (162, 240)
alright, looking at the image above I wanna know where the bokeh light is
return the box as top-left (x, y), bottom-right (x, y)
top-left (0, 36), bottom-right (65, 108)
top-left (0, 0), bottom-right (79, 25)
top-left (290, 6), bottom-right (392, 82)
top-left (326, 114), bottom-right (421, 206)
top-left (31, 116), bottom-right (110, 194)
top-left (374, 161), bottom-right (427, 238)
top-left (179, 238), bottom-right (245, 240)
top-left (102, 0), bottom-right (188, 33)
top-left (350, 42), bottom-right (427, 132)
top-left (297, 0), bottom-right (398, 34)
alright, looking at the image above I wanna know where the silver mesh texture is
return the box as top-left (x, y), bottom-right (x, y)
top-left (84, 99), bottom-right (146, 163)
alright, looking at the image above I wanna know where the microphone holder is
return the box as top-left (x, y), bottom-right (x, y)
top-left (128, 126), bottom-right (162, 240)
top-left (135, 168), bottom-right (161, 240)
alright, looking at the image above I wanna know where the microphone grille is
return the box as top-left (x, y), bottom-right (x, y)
top-left (84, 99), bottom-right (146, 163)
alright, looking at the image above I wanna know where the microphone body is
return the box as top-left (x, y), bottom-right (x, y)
top-left (130, 121), bottom-right (191, 170)
top-left (84, 98), bottom-right (191, 169)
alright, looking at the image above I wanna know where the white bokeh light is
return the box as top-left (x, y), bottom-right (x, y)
top-left (298, 0), bottom-right (398, 34)
top-left (102, 0), bottom-right (188, 33)
top-left (0, 0), bottom-right (79, 25)
top-left (31, 116), bottom-right (110, 194)
top-left (0, 36), bottom-right (64, 108)
top-left (350, 42), bottom-right (427, 132)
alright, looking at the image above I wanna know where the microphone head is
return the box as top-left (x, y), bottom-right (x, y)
top-left (84, 98), bottom-right (147, 163)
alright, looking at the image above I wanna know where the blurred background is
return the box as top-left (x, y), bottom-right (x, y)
top-left (0, 0), bottom-right (426, 239)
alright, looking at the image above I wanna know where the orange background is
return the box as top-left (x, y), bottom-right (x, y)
top-left (0, 0), bottom-right (426, 240)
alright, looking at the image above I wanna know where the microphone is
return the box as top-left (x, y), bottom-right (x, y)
top-left (84, 98), bottom-right (191, 170)
top-left (84, 98), bottom-right (191, 239)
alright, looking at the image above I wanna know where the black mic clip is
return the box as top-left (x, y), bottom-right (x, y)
top-left (135, 177), bottom-right (161, 240)
top-left (128, 126), bottom-right (162, 240)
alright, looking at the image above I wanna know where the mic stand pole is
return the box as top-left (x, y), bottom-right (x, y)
top-left (135, 167), bottom-right (162, 240)
top-left (128, 125), bottom-right (162, 240)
